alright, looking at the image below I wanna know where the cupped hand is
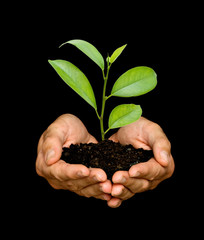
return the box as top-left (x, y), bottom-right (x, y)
top-left (107, 117), bottom-right (175, 208)
top-left (36, 114), bottom-right (175, 208)
top-left (36, 114), bottom-right (112, 201)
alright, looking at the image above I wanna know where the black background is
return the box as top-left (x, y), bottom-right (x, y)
top-left (6, 3), bottom-right (201, 236)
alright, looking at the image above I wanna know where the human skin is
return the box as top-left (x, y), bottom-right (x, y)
top-left (36, 114), bottom-right (175, 208)
top-left (36, 114), bottom-right (112, 201)
top-left (108, 117), bottom-right (175, 207)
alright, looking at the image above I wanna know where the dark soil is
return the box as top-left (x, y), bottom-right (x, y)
top-left (61, 140), bottom-right (153, 180)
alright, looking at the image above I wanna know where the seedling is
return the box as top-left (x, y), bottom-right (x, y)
top-left (49, 40), bottom-right (157, 140)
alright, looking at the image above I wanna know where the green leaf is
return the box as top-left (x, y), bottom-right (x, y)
top-left (48, 59), bottom-right (97, 110)
top-left (59, 39), bottom-right (105, 70)
top-left (109, 44), bottom-right (127, 64)
top-left (108, 104), bottom-right (142, 129)
top-left (111, 66), bottom-right (157, 97)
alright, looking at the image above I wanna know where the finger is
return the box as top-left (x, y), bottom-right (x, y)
top-left (127, 178), bottom-right (150, 193)
top-left (153, 140), bottom-right (172, 167)
top-left (94, 193), bottom-right (112, 201)
top-left (146, 123), bottom-right (172, 167)
top-left (112, 171), bottom-right (150, 195)
top-left (107, 198), bottom-right (122, 208)
top-left (42, 128), bottom-right (65, 165)
top-left (69, 168), bottom-right (107, 189)
top-left (112, 171), bottom-right (129, 184)
top-left (76, 180), bottom-right (112, 199)
top-left (45, 161), bottom-right (90, 181)
top-left (89, 168), bottom-right (107, 182)
top-left (112, 172), bottom-right (133, 199)
top-left (76, 183), bottom-right (104, 198)
top-left (100, 179), bottom-right (112, 194)
top-left (62, 168), bottom-right (108, 192)
top-left (129, 158), bottom-right (166, 181)
top-left (111, 183), bottom-right (134, 200)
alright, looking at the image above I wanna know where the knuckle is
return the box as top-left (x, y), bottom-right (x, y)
top-left (76, 189), bottom-right (91, 198)
top-left (35, 155), bottom-right (44, 177)
top-left (166, 160), bottom-right (175, 179)
top-left (53, 165), bottom-right (62, 181)
top-left (42, 127), bottom-right (59, 147)
top-left (36, 164), bottom-right (43, 177)
top-left (146, 121), bottom-right (161, 132)
top-left (147, 122), bottom-right (172, 149)
top-left (149, 180), bottom-right (159, 190)
top-left (66, 181), bottom-right (82, 192)
top-left (157, 135), bottom-right (171, 150)
top-left (48, 164), bottom-right (61, 181)
top-left (36, 167), bottom-right (43, 177)
top-left (149, 167), bottom-right (161, 181)
top-left (66, 181), bottom-right (75, 190)
top-left (42, 129), bottom-right (50, 141)
top-left (43, 136), bottom-right (55, 150)
top-left (139, 180), bottom-right (150, 192)
top-left (83, 192), bottom-right (92, 198)
top-left (49, 182), bottom-right (61, 190)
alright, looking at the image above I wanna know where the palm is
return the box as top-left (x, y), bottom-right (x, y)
top-left (109, 117), bottom-right (152, 150)
top-left (52, 114), bottom-right (98, 148)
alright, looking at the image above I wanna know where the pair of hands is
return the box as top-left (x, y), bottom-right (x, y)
top-left (36, 114), bottom-right (175, 208)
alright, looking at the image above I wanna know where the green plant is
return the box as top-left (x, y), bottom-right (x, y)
top-left (48, 39), bottom-right (157, 140)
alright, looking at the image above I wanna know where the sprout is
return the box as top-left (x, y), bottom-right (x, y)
top-left (49, 39), bottom-right (157, 140)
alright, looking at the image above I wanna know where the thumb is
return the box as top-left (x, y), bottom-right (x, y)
top-left (45, 149), bottom-right (60, 165)
top-left (42, 133), bottom-right (65, 166)
top-left (152, 138), bottom-right (172, 167)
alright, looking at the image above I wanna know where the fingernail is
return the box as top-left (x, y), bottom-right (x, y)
top-left (130, 171), bottom-right (140, 177)
top-left (103, 194), bottom-right (111, 201)
top-left (77, 170), bottom-right (89, 178)
top-left (94, 173), bottom-right (105, 182)
top-left (133, 172), bottom-right (140, 177)
top-left (77, 171), bottom-right (84, 177)
top-left (46, 150), bottom-right (55, 163)
top-left (160, 151), bottom-right (169, 164)
top-left (93, 176), bottom-right (99, 182)
top-left (93, 175), bottom-right (102, 182)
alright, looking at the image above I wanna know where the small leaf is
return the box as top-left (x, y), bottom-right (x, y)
top-left (109, 44), bottom-right (127, 64)
top-left (111, 66), bottom-right (157, 97)
top-left (48, 59), bottom-right (97, 110)
top-left (108, 104), bottom-right (142, 129)
top-left (60, 39), bottom-right (105, 70)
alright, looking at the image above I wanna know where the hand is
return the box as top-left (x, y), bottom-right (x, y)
top-left (108, 117), bottom-right (175, 208)
top-left (36, 114), bottom-right (112, 201)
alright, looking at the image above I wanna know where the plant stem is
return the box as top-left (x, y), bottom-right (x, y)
top-left (100, 62), bottom-right (111, 140)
